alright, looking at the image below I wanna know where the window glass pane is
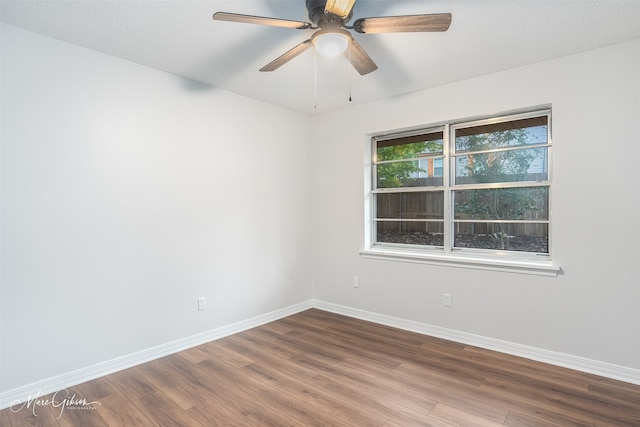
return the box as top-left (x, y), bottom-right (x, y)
top-left (376, 221), bottom-right (444, 246)
top-left (453, 223), bottom-right (548, 253)
top-left (377, 160), bottom-right (443, 188)
top-left (454, 147), bottom-right (548, 184)
top-left (455, 117), bottom-right (547, 153)
top-left (376, 192), bottom-right (444, 219)
top-left (433, 158), bottom-right (443, 177)
top-left (454, 187), bottom-right (548, 220)
top-left (377, 134), bottom-right (443, 162)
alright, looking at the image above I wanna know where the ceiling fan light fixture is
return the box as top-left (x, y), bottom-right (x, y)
top-left (312, 29), bottom-right (350, 58)
top-left (214, 3), bottom-right (452, 75)
top-left (324, 0), bottom-right (356, 18)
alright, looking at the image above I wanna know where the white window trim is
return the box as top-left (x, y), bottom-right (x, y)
top-left (359, 247), bottom-right (560, 276)
top-left (361, 107), bottom-right (560, 277)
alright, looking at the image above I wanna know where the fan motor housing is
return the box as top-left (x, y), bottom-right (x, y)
top-left (306, 0), bottom-right (352, 27)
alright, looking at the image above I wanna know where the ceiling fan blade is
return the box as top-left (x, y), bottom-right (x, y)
top-left (324, 0), bottom-right (356, 18)
top-left (353, 13), bottom-right (452, 34)
top-left (344, 37), bottom-right (378, 75)
top-left (213, 12), bottom-right (311, 29)
top-left (260, 40), bottom-right (313, 72)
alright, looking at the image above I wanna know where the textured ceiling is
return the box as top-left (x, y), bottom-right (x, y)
top-left (2, 0), bottom-right (639, 115)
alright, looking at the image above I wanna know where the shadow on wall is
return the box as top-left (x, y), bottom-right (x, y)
top-left (178, 76), bottom-right (217, 92)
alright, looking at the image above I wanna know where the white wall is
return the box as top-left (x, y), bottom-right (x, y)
top-left (0, 24), bottom-right (312, 392)
top-left (311, 38), bottom-right (640, 370)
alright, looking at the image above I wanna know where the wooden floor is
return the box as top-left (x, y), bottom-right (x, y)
top-left (2, 309), bottom-right (640, 426)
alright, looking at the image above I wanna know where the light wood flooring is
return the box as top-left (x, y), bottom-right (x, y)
top-left (2, 309), bottom-right (639, 426)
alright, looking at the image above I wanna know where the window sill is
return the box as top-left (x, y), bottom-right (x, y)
top-left (359, 248), bottom-right (560, 277)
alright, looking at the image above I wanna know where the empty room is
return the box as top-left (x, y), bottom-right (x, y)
top-left (1, 0), bottom-right (639, 425)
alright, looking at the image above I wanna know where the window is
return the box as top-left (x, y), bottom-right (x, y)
top-left (364, 109), bottom-right (557, 275)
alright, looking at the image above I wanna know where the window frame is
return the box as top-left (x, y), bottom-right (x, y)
top-left (361, 107), bottom-right (560, 276)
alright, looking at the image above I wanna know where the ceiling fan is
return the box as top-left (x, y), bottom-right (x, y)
top-left (213, 0), bottom-right (452, 75)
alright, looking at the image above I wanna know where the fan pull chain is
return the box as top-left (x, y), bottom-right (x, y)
top-left (348, 41), bottom-right (352, 102)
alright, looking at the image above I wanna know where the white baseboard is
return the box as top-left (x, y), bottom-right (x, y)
top-left (0, 300), bottom-right (313, 410)
top-left (3, 298), bottom-right (638, 410)
top-left (312, 299), bottom-right (640, 386)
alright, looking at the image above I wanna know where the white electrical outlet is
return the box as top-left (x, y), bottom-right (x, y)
top-left (197, 297), bottom-right (207, 311)
top-left (443, 293), bottom-right (452, 307)
top-left (353, 276), bottom-right (360, 288)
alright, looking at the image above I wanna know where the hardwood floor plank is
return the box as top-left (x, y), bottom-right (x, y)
top-left (3, 309), bottom-right (639, 427)
top-left (235, 329), bottom-right (308, 363)
top-left (482, 375), bottom-right (640, 425)
top-left (383, 419), bottom-right (454, 427)
top-left (324, 324), bottom-right (486, 383)
top-left (280, 310), bottom-right (341, 332)
top-left (238, 330), bottom-right (429, 425)
top-left (94, 393), bottom-right (155, 427)
top-left (257, 318), bottom-right (296, 335)
top-left (244, 325), bottom-right (438, 419)
top-left (186, 401), bottom-right (247, 427)
top-left (504, 410), bottom-right (573, 427)
top-left (242, 385), bottom-right (347, 427)
top-left (107, 368), bottom-right (159, 402)
top-left (392, 362), bottom-right (510, 423)
top-left (323, 320), bottom-right (426, 351)
top-left (196, 339), bottom-right (256, 368)
top-left (428, 403), bottom-right (506, 427)
top-left (285, 340), bottom-right (438, 414)
top-left (181, 359), bottom-right (267, 420)
top-left (52, 393), bottom-right (108, 427)
top-left (176, 346), bottom-right (212, 364)
top-left (588, 376), bottom-right (640, 406)
top-left (310, 373), bottom-right (434, 426)
top-left (393, 353), bottom-right (488, 386)
top-left (1, 398), bottom-right (61, 427)
top-left (477, 381), bottom-right (596, 427)
top-left (134, 356), bottom-right (206, 410)
top-left (200, 355), bottom-right (386, 426)
top-left (203, 357), bottom-right (353, 427)
top-left (341, 353), bottom-right (509, 423)
top-left (239, 364), bottom-right (357, 427)
top-left (1, 407), bottom-right (14, 427)
top-left (184, 343), bottom-right (343, 425)
top-left (220, 333), bottom-right (318, 381)
top-left (156, 352), bottom-right (282, 423)
top-left (130, 391), bottom-right (204, 427)
top-left (74, 376), bottom-right (120, 401)
top-left (461, 346), bottom-right (590, 393)
top-left (257, 323), bottom-right (404, 371)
